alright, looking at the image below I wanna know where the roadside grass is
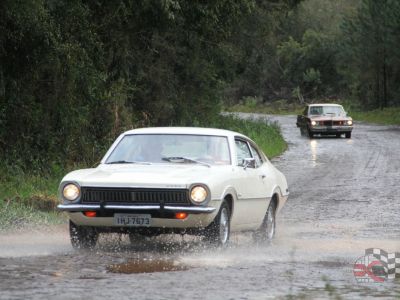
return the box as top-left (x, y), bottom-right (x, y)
top-left (227, 98), bottom-right (400, 126)
top-left (224, 98), bottom-right (304, 116)
top-left (0, 199), bottom-right (63, 231)
top-left (213, 115), bottom-right (287, 158)
top-left (348, 107), bottom-right (400, 125)
top-left (0, 116), bottom-right (287, 231)
top-left (0, 165), bottom-right (67, 231)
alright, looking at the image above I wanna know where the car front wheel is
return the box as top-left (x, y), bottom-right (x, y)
top-left (345, 132), bottom-right (351, 138)
top-left (69, 220), bottom-right (98, 250)
top-left (204, 201), bottom-right (230, 247)
top-left (307, 128), bottom-right (314, 138)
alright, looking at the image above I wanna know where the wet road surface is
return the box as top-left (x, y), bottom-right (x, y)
top-left (1, 114), bottom-right (400, 299)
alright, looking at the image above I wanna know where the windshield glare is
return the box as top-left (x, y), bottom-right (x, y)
top-left (106, 134), bottom-right (231, 165)
top-left (309, 106), bottom-right (345, 116)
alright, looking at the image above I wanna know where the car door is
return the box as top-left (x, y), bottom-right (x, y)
top-left (297, 106), bottom-right (309, 129)
top-left (230, 138), bottom-right (268, 229)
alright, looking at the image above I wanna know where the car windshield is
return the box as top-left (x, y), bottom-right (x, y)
top-left (309, 106), bottom-right (345, 116)
top-left (106, 134), bottom-right (231, 165)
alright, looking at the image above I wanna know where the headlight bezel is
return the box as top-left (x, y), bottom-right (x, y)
top-left (189, 184), bottom-right (211, 205)
top-left (311, 120), bottom-right (317, 126)
top-left (60, 182), bottom-right (81, 202)
top-left (346, 120), bottom-right (353, 126)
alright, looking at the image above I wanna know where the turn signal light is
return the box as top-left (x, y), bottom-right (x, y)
top-left (84, 211), bottom-right (97, 218)
top-left (175, 212), bottom-right (188, 220)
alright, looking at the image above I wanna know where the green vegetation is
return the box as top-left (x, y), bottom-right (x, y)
top-left (0, 200), bottom-right (64, 231)
top-left (1, 0), bottom-right (399, 170)
top-left (349, 107), bottom-right (400, 125)
top-left (225, 99), bottom-right (304, 116)
top-left (215, 115), bottom-right (287, 158)
top-left (0, 164), bottom-right (66, 230)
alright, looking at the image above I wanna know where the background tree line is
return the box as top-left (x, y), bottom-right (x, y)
top-left (0, 0), bottom-right (399, 170)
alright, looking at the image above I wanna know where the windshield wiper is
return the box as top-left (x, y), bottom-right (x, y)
top-left (106, 160), bottom-right (151, 165)
top-left (162, 156), bottom-right (211, 168)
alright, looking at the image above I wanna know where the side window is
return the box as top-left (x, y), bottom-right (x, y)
top-left (235, 139), bottom-right (252, 166)
top-left (249, 144), bottom-right (263, 167)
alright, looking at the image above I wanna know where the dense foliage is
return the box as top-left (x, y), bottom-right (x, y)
top-left (0, 0), bottom-right (257, 167)
top-left (1, 0), bottom-right (399, 169)
top-left (340, 0), bottom-right (400, 109)
top-left (227, 0), bottom-right (400, 111)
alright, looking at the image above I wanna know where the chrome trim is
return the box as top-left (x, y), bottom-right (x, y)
top-left (312, 125), bottom-right (353, 130)
top-left (57, 204), bottom-right (216, 214)
top-left (58, 204), bottom-right (100, 211)
top-left (164, 205), bottom-right (216, 213)
top-left (105, 205), bottom-right (160, 210)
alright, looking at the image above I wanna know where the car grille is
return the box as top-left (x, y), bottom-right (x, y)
top-left (81, 187), bottom-right (190, 206)
top-left (319, 121), bottom-right (346, 126)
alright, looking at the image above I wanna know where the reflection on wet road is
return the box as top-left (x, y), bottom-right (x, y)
top-left (1, 114), bottom-right (400, 299)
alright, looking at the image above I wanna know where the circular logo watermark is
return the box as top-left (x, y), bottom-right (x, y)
top-left (353, 254), bottom-right (387, 283)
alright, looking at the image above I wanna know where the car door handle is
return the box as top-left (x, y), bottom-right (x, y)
top-left (260, 174), bottom-right (266, 179)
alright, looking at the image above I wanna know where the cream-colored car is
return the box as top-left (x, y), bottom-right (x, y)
top-left (296, 103), bottom-right (353, 138)
top-left (58, 127), bottom-right (289, 249)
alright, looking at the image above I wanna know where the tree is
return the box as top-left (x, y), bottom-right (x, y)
top-left (340, 0), bottom-right (400, 109)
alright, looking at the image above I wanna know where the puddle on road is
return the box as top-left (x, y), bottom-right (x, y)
top-left (107, 259), bottom-right (189, 274)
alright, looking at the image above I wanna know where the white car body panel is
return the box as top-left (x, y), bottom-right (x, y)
top-left (59, 127), bottom-right (289, 233)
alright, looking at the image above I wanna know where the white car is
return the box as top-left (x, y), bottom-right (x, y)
top-left (58, 127), bottom-right (289, 249)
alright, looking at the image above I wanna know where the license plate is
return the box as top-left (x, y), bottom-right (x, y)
top-left (114, 214), bottom-right (151, 227)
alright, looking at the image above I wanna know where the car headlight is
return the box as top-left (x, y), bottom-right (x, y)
top-left (62, 183), bottom-right (80, 201)
top-left (311, 120), bottom-right (317, 126)
top-left (347, 120), bottom-right (353, 125)
top-left (190, 186), bottom-right (208, 204)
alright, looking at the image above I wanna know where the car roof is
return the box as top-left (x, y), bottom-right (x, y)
top-left (308, 103), bottom-right (343, 107)
top-left (122, 127), bottom-right (247, 139)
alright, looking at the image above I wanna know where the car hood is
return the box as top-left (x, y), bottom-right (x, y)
top-left (62, 164), bottom-right (231, 189)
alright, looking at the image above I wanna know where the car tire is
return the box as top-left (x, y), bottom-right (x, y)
top-left (336, 133), bottom-right (341, 138)
top-left (345, 132), bottom-right (351, 139)
top-left (307, 128), bottom-right (314, 138)
top-left (204, 201), bottom-right (230, 247)
top-left (69, 220), bottom-right (98, 250)
top-left (255, 200), bottom-right (276, 242)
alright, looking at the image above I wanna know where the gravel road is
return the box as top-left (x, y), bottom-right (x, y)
top-left (1, 114), bottom-right (399, 299)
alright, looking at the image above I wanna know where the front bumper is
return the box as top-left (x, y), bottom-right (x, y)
top-left (66, 211), bottom-right (216, 229)
top-left (57, 203), bottom-right (216, 214)
top-left (57, 203), bottom-right (218, 229)
top-left (310, 125), bottom-right (353, 133)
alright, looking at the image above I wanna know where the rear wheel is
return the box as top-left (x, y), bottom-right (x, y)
top-left (345, 132), bottom-right (352, 139)
top-left (204, 201), bottom-right (230, 247)
top-left (69, 221), bottom-right (98, 250)
top-left (255, 200), bottom-right (276, 242)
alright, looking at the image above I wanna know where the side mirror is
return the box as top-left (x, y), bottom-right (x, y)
top-left (242, 158), bottom-right (256, 169)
